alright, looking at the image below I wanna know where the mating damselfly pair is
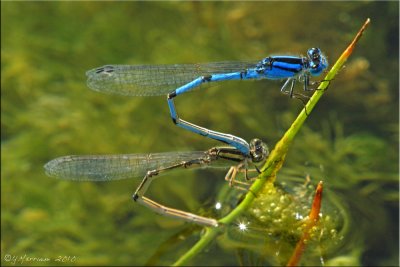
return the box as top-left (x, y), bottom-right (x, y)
top-left (44, 48), bottom-right (328, 227)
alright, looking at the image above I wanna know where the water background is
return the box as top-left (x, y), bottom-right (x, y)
top-left (1, 2), bottom-right (398, 266)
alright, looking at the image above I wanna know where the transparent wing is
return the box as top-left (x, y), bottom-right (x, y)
top-left (44, 151), bottom-right (232, 182)
top-left (86, 61), bottom-right (258, 96)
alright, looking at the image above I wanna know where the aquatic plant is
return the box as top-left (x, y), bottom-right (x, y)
top-left (173, 18), bottom-right (371, 266)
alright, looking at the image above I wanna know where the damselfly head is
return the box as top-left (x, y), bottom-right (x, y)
top-left (249, 138), bottom-right (269, 163)
top-left (307, 48), bottom-right (328, 76)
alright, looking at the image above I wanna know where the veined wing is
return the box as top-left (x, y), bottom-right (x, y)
top-left (44, 151), bottom-right (231, 182)
top-left (86, 61), bottom-right (258, 96)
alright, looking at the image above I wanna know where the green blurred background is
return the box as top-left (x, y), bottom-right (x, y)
top-left (1, 1), bottom-right (398, 266)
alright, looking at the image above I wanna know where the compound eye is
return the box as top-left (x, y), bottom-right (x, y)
top-left (249, 139), bottom-right (269, 163)
top-left (308, 48), bottom-right (321, 61)
top-left (308, 48), bottom-right (323, 70)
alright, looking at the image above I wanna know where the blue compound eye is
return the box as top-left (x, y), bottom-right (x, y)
top-left (307, 48), bottom-right (328, 76)
top-left (308, 48), bottom-right (322, 68)
top-left (308, 48), bottom-right (321, 61)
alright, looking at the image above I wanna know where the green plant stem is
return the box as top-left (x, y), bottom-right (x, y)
top-left (173, 18), bottom-right (370, 266)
